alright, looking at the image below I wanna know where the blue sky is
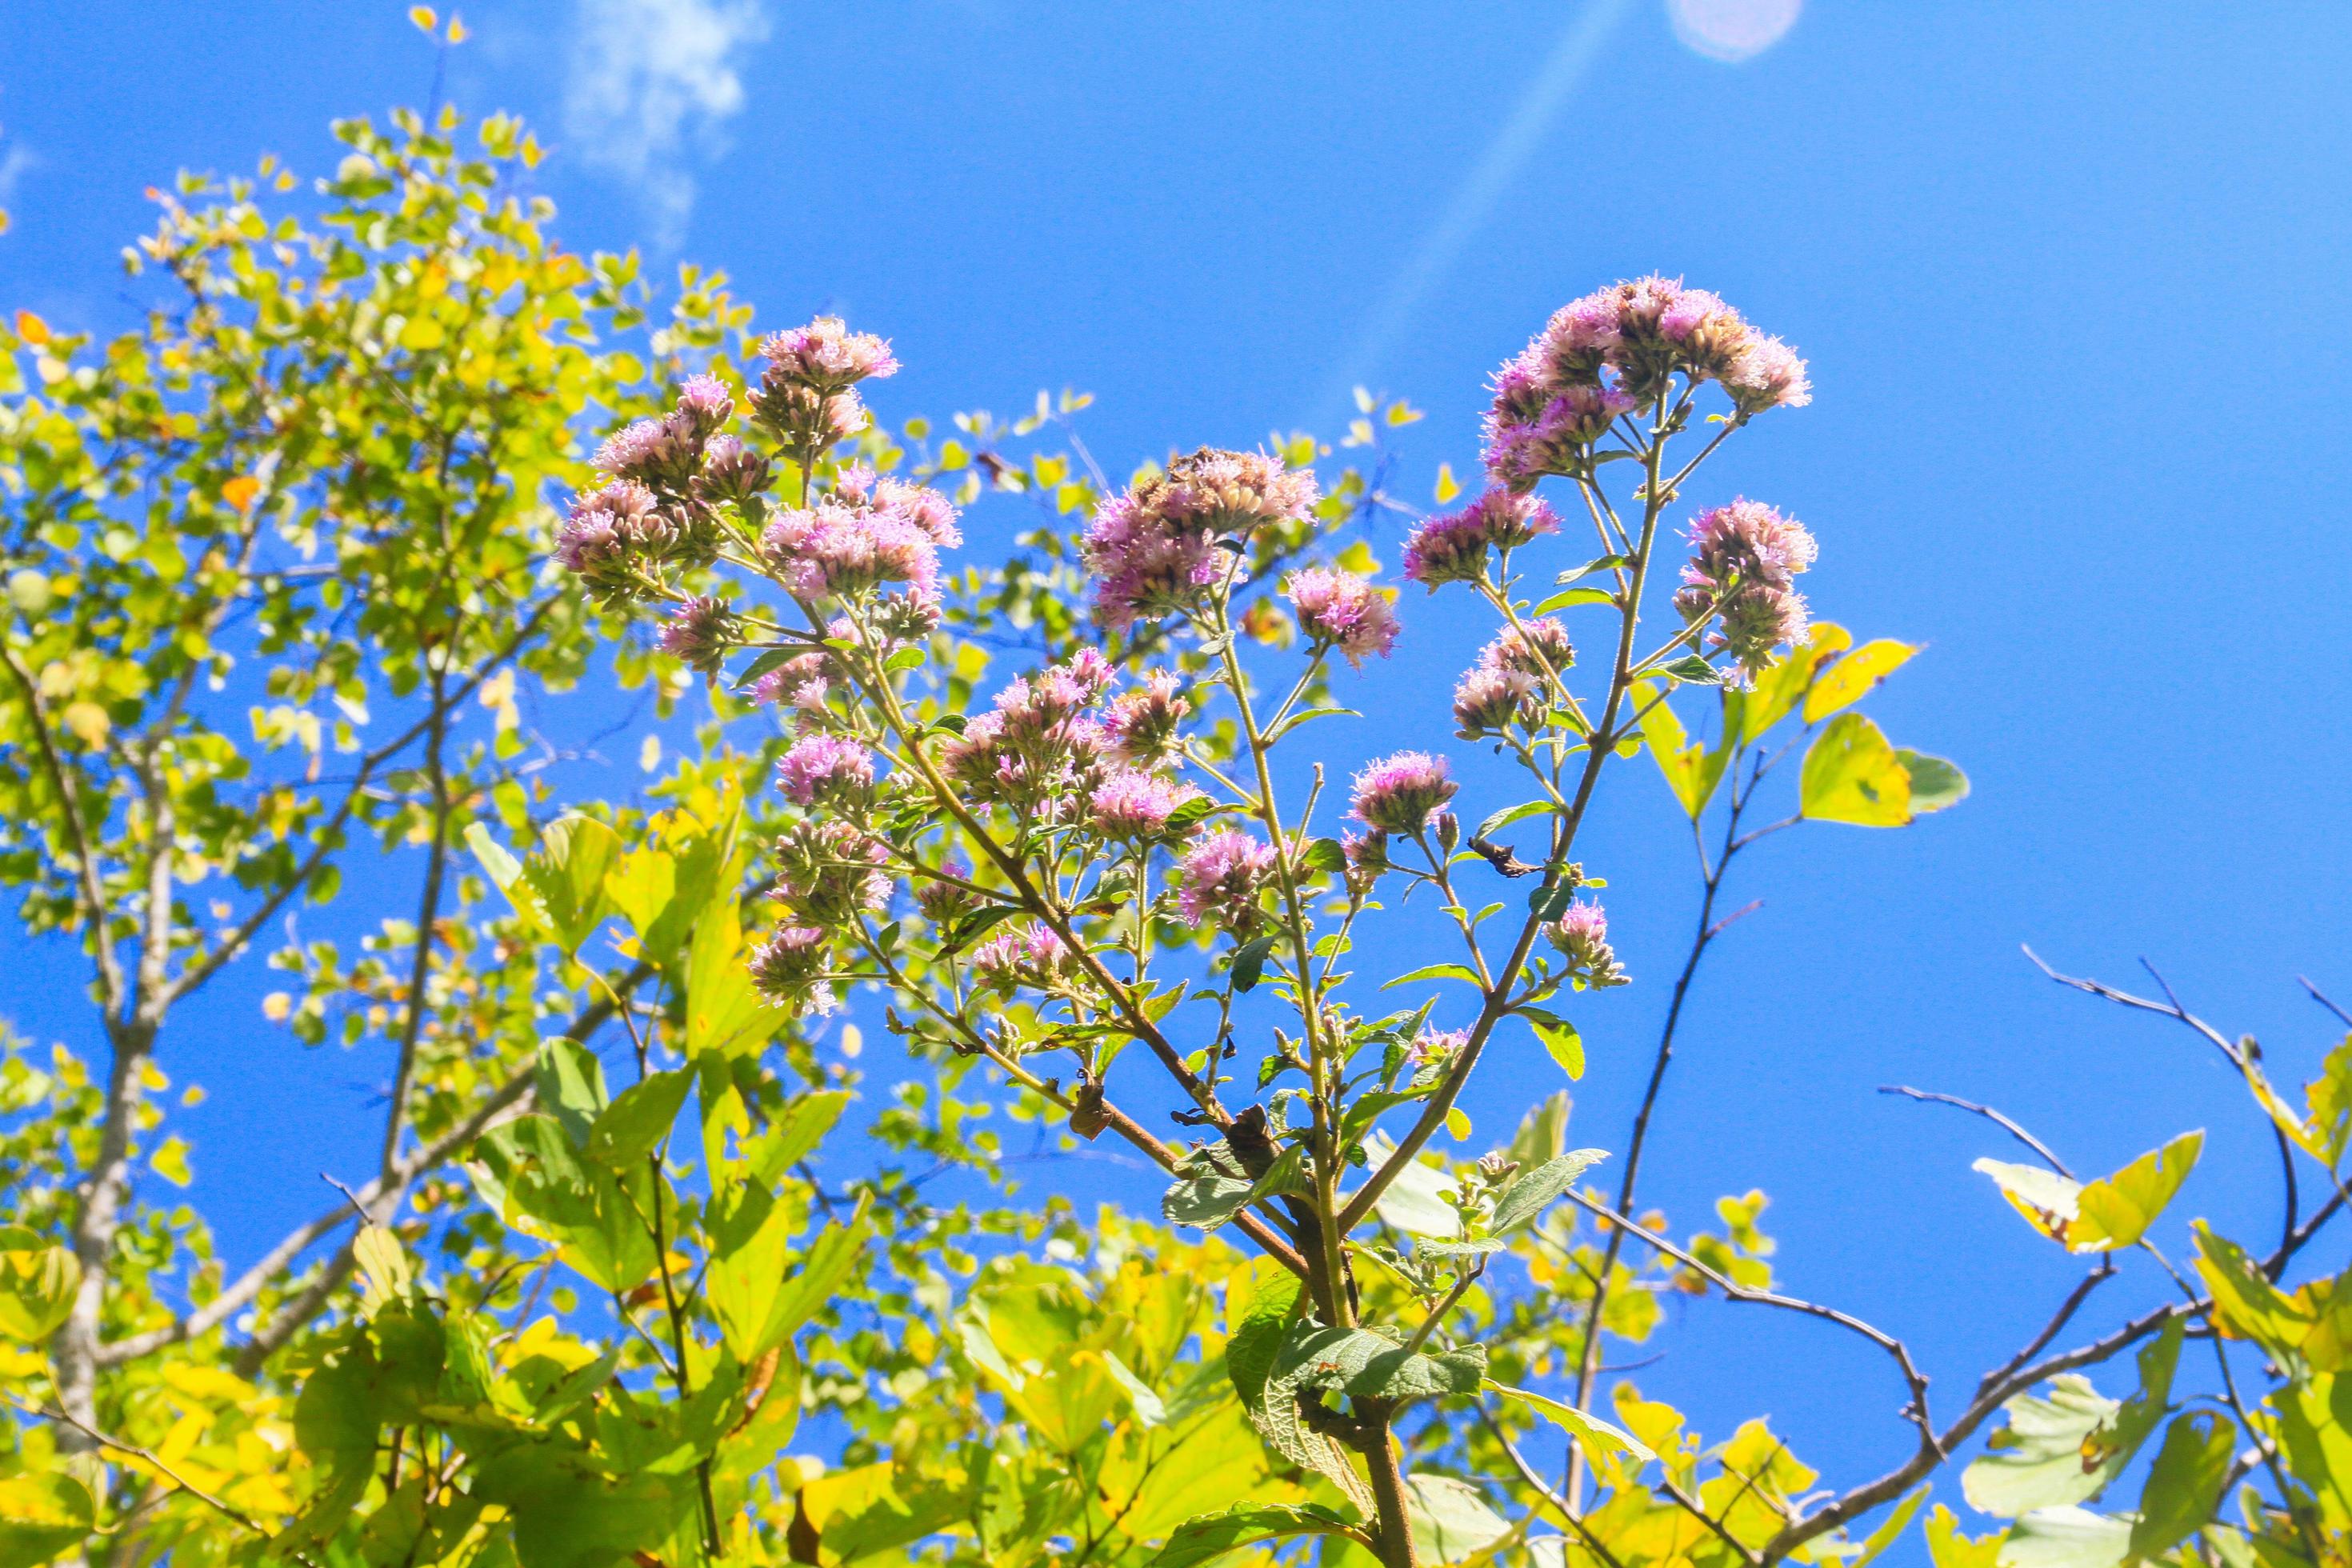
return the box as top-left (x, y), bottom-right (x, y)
top-left (5, 0), bottom-right (2351, 1542)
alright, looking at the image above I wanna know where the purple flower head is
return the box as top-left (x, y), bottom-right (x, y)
top-left (773, 821), bottom-right (893, 926)
top-left (1685, 498), bottom-right (1818, 589)
top-left (776, 733), bottom-right (876, 809)
top-left (877, 477), bottom-right (962, 548)
top-left (1674, 498), bottom-right (1818, 677)
top-left (1655, 287), bottom-right (1754, 381)
top-left (1341, 830), bottom-right (1389, 897)
top-left (970, 922), bottom-right (1072, 996)
top-left (871, 586), bottom-right (943, 644)
top-left (748, 926), bottom-right (836, 1013)
top-left (1453, 664), bottom-right (1540, 735)
top-left (1088, 767), bottom-right (1202, 842)
top-left (753, 651), bottom-right (834, 711)
top-left (1484, 382), bottom-right (1638, 489)
top-left (695, 434), bottom-right (772, 507)
top-left (1348, 751), bottom-right (1458, 836)
top-left (674, 374), bottom-right (736, 436)
top-left (1178, 828), bottom-right (1276, 930)
top-left (761, 502), bottom-right (940, 600)
top-left (1535, 290), bottom-right (1626, 386)
top-left (758, 317), bottom-right (899, 390)
top-left (1403, 490), bottom-right (1561, 590)
top-left (1284, 568), bottom-right (1400, 668)
top-left (556, 480), bottom-right (675, 601)
top-left (1104, 670), bottom-right (1190, 765)
top-left (1725, 334), bottom-right (1812, 415)
top-left (749, 378), bottom-right (869, 450)
top-left (1549, 898), bottom-right (1627, 988)
top-left (655, 595), bottom-right (738, 674)
top-left (1479, 616), bottom-right (1575, 681)
top-left (1407, 1026), bottom-right (1470, 1068)
top-left (1082, 447), bottom-right (1318, 628)
top-left (914, 860), bottom-right (976, 925)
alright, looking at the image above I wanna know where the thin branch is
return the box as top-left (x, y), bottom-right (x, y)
top-left (1878, 1086), bottom-right (2074, 1178)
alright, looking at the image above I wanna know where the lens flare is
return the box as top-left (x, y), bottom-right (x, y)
top-left (1667, 0), bottom-right (1801, 62)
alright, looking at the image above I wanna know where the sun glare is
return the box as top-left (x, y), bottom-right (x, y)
top-left (1668, 0), bottom-right (1802, 62)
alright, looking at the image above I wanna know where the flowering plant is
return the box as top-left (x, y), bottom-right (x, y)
top-left (554, 279), bottom-right (1974, 1568)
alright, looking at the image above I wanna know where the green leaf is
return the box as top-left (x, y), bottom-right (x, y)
top-left (1301, 837), bottom-right (1350, 874)
top-left (1355, 1131), bottom-right (1461, 1239)
top-left (1224, 1258), bottom-right (1303, 1414)
top-left (1489, 1148), bottom-right (1609, 1233)
top-left (1894, 750), bottom-right (1970, 814)
top-left (1474, 799), bottom-right (1554, 840)
top-left (1486, 1381), bottom-right (1654, 1466)
top-left (1149, 1503), bottom-right (1366, 1568)
top-left (1854, 1487), bottom-right (1931, 1568)
top-left (1274, 1324), bottom-right (1483, 1407)
top-left (533, 1037), bottom-right (610, 1148)
top-left (0, 1473), bottom-right (95, 1568)
top-left (586, 1066), bottom-right (694, 1170)
top-left (464, 821), bottom-right (539, 936)
top-left (707, 1196), bottom-right (870, 1361)
top-left (469, 1114), bottom-right (656, 1294)
top-left (2069, 1130), bottom-right (2202, 1252)
top-left (1508, 1091), bottom-right (1571, 1170)
top-left (1556, 554), bottom-right (1630, 584)
top-left (0, 1238), bottom-right (79, 1342)
top-left (1529, 1012), bottom-right (1583, 1080)
top-left (1638, 686), bottom-right (1730, 821)
top-left (1405, 1474), bottom-right (1511, 1566)
top-left (1963, 1318), bottom-right (2182, 1518)
top-left (1230, 934), bottom-right (1281, 993)
top-left (687, 898), bottom-right (783, 1059)
top-left (1161, 1140), bottom-right (1259, 1230)
top-left (1532, 584), bottom-right (1617, 615)
top-left (1999, 1507), bottom-right (2130, 1568)
top-left (1801, 712), bottom-right (1913, 826)
top-left (519, 815), bottom-right (622, 957)
top-left (1382, 962), bottom-right (1486, 992)
top-left (1654, 654), bottom-right (1722, 685)
top-left (2130, 1411), bottom-right (2234, 1562)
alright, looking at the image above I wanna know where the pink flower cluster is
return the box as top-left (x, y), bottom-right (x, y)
top-left (749, 926), bottom-right (836, 1014)
top-left (1082, 447), bottom-right (1320, 629)
top-left (1451, 618), bottom-right (1570, 735)
top-left (1102, 671), bottom-right (1190, 765)
top-left (1483, 278), bottom-right (1810, 488)
top-left (1284, 567), bottom-right (1399, 668)
top-left (1349, 751), bottom-right (1458, 836)
top-left (559, 377), bottom-right (769, 604)
top-left (760, 474), bottom-right (958, 604)
top-left (970, 922), bottom-right (1073, 996)
top-left (557, 480), bottom-right (677, 602)
top-left (1549, 898), bottom-right (1627, 988)
top-left (655, 594), bottom-right (738, 674)
top-left (1671, 498), bottom-right (1818, 676)
top-left (594, 373), bottom-right (734, 494)
top-left (913, 860), bottom-right (977, 926)
top-left (1178, 828), bottom-right (1277, 931)
top-left (1089, 767), bottom-right (1202, 842)
top-left (750, 317), bottom-right (896, 451)
top-left (1406, 1025), bottom-right (1470, 1069)
top-left (1402, 490), bottom-right (1560, 590)
top-left (938, 650), bottom-right (1120, 812)
top-left (776, 733), bottom-right (875, 808)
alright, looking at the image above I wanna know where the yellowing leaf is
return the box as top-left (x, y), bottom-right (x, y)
top-left (1973, 1157), bottom-right (2079, 1242)
top-left (1434, 462), bottom-right (1461, 505)
top-left (1638, 682), bottom-right (1729, 820)
top-left (1799, 712), bottom-right (1911, 826)
top-left (222, 474), bottom-right (262, 514)
top-left (150, 1135), bottom-right (194, 1186)
top-left (60, 700), bottom-right (110, 748)
top-left (446, 14), bottom-right (469, 42)
top-left (399, 315), bottom-right (446, 351)
top-left (408, 6), bottom-right (439, 30)
top-left (353, 1225), bottom-right (413, 1315)
top-left (0, 1239), bottom-right (81, 1341)
top-left (0, 1472), bottom-right (96, 1568)
top-left (2067, 1129), bottom-right (2202, 1251)
top-left (11, 311), bottom-right (48, 346)
top-left (1742, 622), bottom-right (1851, 743)
top-left (1802, 638), bottom-right (1918, 723)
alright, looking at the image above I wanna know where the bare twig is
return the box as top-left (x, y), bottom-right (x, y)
top-left (1878, 1086), bottom-right (2074, 1178)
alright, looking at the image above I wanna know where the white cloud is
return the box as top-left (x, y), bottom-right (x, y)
top-left (566, 0), bottom-right (770, 244)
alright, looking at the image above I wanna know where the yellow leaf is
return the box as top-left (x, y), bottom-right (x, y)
top-left (2067, 1130), bottom-right (2202, 1251)
top-left (1802, 638), bottom-right (1918, 724)
top-left (261, 992), bottom-right (292, 1022)
top-left (60, 700), bottom-right (110, 748)
top-left (446, 14), bottom-right (469, 42)
top-left (222, 474), bottom-right (261, 514)
top-left (1445, 1106), bottom-right (1471, 1142)
top-left (1434, 462), bottom-right (1461, 505)
top-left (1798, 711), bottom-right (1910, 826)
top-left (1741, 622), bottom-right (1850, 743)
top-left (399, 315), bottom-right (446, 351)
top-left (408, 5), bottom-right (438, 31)
top-left (12, 310), bottom-right (48, 346)
top-left (150, 1135), bottom-right (194, 1186)
top-left (1972, 1157), bottom-right (2079, 1242)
